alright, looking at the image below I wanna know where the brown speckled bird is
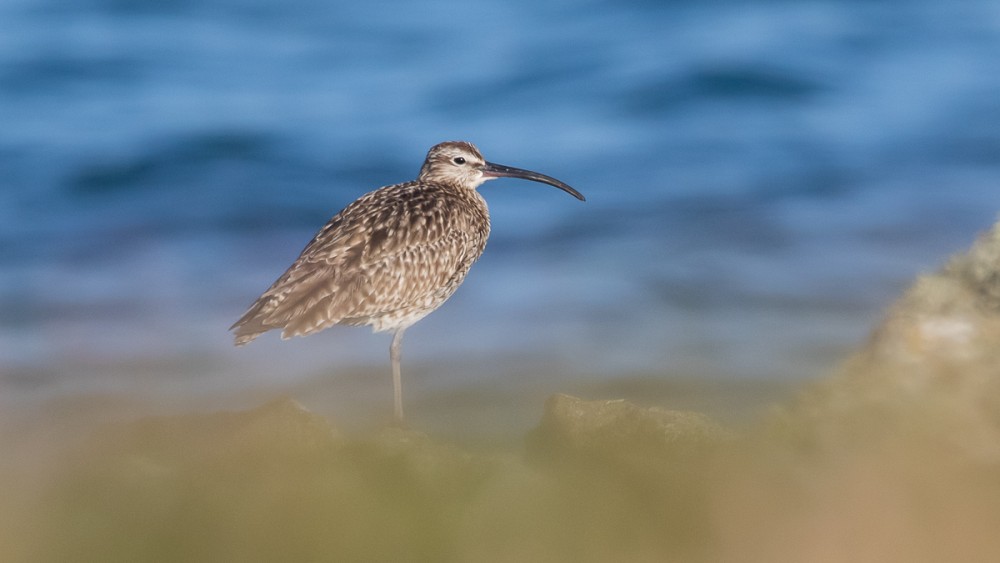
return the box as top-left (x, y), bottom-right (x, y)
top-left (231, 141), bottom-right (585, 424)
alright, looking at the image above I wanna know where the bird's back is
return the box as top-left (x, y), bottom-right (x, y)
top-left (231, 180), bottom-right (490, 345)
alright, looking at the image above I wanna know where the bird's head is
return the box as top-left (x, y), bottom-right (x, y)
top-left (418, 141), bottom-right (585, 201)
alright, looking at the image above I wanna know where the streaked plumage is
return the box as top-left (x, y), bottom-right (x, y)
top-left (231, 141), bottom-right (584, 423)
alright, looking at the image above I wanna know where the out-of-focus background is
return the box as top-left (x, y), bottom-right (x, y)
top-left (3, 0), bottom-right (1000, 429)
top-left (5, 2), bottom-right (1000, 562)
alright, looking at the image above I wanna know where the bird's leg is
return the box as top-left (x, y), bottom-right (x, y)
top-left (390, 328), bottom-right (406, 426)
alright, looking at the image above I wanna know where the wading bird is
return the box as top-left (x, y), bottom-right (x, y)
top-left (231, 141), bottom-right (584, 424)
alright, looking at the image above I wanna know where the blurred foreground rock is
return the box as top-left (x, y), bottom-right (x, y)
top-left (3, 394), bottom-right (726, 563)
top-left (859, 219), bottom-right (1000, 379)
top-left (4, 397), bottom-right (497, 562)
top-left (528, 393), bottom-right (727, 462)
top-left (785, 221), bottom-right (1000, 459)
top-left (714, 220), bottom-right (1000, 562)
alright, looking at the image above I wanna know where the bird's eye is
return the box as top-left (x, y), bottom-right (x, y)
top-left (453, 157), bottom-right (466, 165)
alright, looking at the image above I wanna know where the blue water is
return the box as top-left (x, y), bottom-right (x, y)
top-left (3, 0), bottom-right (1000, 411)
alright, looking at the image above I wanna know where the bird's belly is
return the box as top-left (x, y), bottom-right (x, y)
top-left (348, 283), bottom-right (462, 333)
top-left (365, 310), bottom-right (435, 333)
top-left (360, 299), bottom-right (446, 333)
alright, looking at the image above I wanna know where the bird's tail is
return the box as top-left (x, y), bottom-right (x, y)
top-left (232, 330), bottom-right (262, 347)
top-left (230, 299), bottom-right (278, 346)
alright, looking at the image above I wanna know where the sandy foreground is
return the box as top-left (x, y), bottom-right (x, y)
top-left (4, 223), bottom-right (1000, 562)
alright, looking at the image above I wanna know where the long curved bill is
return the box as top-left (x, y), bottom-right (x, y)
top-left (482, 161), bottom-right (586, 201)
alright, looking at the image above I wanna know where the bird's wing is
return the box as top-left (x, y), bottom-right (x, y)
top-left (279, 184), bottom-right (485, 338)
top-left (231, 183), bottom-right (485, 343)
